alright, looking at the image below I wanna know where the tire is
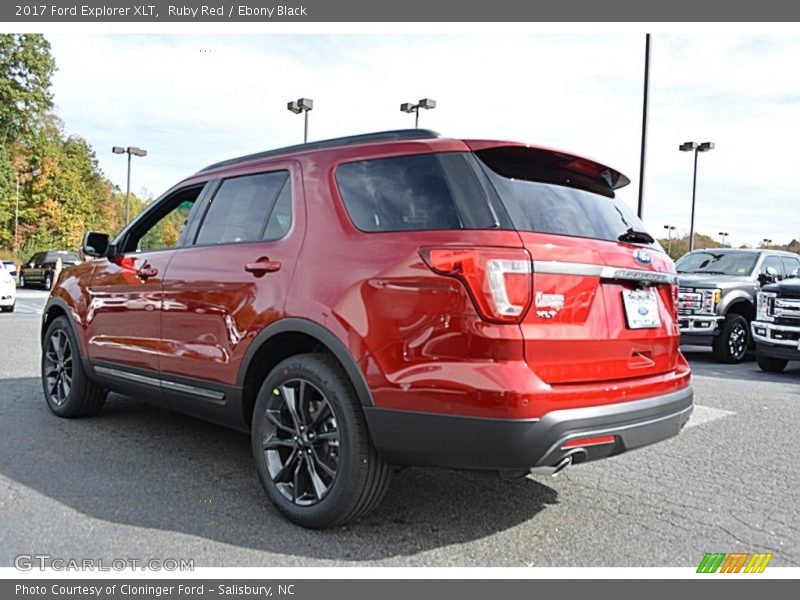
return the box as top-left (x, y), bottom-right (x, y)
top-left (1, 304), bottom-right (13, 313)
top-left (43, 272), bottom-right (52, 290)
top-left (712, 314), bottom-right (750, 363)
top-left (41, 316), bottom-right (107, 417)
top-left (757, 355), bottom-right (788, 373)
top-left (18, 274), bottom-right (25, 288)
top-left (251, 353), bottom-right (392, 529)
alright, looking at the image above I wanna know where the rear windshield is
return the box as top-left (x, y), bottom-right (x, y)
top-left (675, 251), bottom-right (759, 276)
top-left (474, 151), bottom-right (654, 245)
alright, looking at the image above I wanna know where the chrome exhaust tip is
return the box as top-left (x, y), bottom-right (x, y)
top-left (529, 448), bottom-right (588, 478)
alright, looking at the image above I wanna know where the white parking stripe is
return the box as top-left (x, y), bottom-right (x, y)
top-left (685, 404), bottom-right (736, 429)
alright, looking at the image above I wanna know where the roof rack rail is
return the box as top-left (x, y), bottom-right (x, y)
top-left (197, 129), bottom-right (441, 173)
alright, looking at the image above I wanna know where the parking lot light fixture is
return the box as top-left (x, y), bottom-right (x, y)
top-left (718, 231), bottom-right (729, 247)
top-left (762, 238), bottom-right (773, 248)
top-left (400, 98), bottom-right (436, 128)
top-left (663, 224), bottom-right (677, 256)
top-left (679, 140), bottom-right (715, 252)
top-left (113, 145), bottom-right (148, 224)
top-left (287, 98), bottom-right (314, 143)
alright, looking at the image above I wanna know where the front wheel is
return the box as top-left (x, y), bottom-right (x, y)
top-left (757, 355), bottom-right (788, 372)
top-left (43, 272), bottom-right (52, 290)
top-left (42, 316), bottom-right (107, 417)
top-left (251, 353), bottom-right (391, 529)
top-left (18, 274), bottom-right (26, 288)
top-left (712, 314), bottom-right (750, 363)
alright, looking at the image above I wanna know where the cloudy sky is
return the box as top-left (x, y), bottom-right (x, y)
top-left (47, 33), bottom-right (800, 247)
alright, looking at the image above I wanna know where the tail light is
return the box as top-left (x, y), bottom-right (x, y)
top-left (421, 246), bottom-right (532, 323)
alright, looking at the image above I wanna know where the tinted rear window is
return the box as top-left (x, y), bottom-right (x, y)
top-left (475, 153), bottom-right (652, 245)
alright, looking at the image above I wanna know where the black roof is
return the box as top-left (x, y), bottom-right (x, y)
top-left (197, 129), bottom-right (440, 174)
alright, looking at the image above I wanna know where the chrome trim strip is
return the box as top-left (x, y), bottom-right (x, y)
top-left (533, 260), bottom-right (677, 285)
top-left (95, 366), bottom-right (160, 387)
top-left (94, 366), bottom-right (226, 403)
top-left (751, 321), bottom-right (800, 347)
top-left (160, 379), bottom-right (226, 403)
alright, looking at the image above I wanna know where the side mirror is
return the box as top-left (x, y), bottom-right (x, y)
top-left (82, 231), bottom-right (111, 258)
top-left (758, 266), bottom-right (779, 286)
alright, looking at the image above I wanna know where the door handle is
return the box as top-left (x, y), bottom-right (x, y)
top-left (137, 265), bottom-right (159, 279)
top-left (245, 257), bottom-right (281, 276)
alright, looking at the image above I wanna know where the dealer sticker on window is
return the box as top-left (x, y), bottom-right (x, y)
top-left (622, 289), bottom-right (661, 329)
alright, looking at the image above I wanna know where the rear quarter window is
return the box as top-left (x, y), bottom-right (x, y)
top-left (335, 154), bottom-right (463, 232)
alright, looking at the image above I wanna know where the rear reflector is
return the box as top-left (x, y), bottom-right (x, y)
top-left (561, 435), bottom-right (616, 450)
top-left (421, 246), bottom-right (532, 324)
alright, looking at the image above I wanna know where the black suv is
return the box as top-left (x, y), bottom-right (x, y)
top-left (676, 248), bottom-right (800, 363)
top-left (19, 251), bottom-right (81, 290)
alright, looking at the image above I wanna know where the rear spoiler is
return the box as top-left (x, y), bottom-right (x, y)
top-left (464, 141), bottom-right (630, 198)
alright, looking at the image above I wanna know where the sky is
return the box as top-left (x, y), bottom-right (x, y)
top-left (46, 33), bottom-right (800, 248)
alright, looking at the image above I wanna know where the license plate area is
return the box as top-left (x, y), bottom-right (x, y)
top-left (622, 289), bottom-right (661, 329)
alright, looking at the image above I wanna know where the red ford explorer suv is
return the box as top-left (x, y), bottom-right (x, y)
top-left (41, 130), bottom-right (692, 528)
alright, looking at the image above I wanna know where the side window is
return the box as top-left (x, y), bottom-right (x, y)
top-left (781, 257), bottom-right (800, 278)
top-left (760, 255), bottom-right (784, 278)
top-left (263, 179), bottom-right (292, 241)
top-left (335, 154), bottom-right (463, 232)
top-left (124, 186), bottom-right (205, 254)
top-left (195, 171), bottom-right (290, 246)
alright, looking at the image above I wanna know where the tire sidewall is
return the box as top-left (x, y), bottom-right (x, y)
top-left (44, 273), bottom-right (52, 290)
top-left (251, 355), bottom-right (365, 528)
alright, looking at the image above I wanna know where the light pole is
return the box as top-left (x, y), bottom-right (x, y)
top-left (663, 224), bottom-right (676, 256)
top-left (718, 231), bottom-right (729, 247)
top-left (287, 98), bottom-right (313, 143)
top-left (762, 238), bottom-right (772, 248)
top-left (113, 146), bottom-right (147, 224)
top-left (400, 98), bottom-right (436, 128)
top-left (679, 141), bottom-right (714, 252)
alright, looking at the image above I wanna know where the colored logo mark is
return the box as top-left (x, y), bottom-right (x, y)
top-left (697, 552), bottom-right (773, 573)
top-left (633, 249), bottom-right (652, 265)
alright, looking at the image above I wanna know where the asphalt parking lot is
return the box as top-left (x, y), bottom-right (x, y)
top-left (0, 288), bottom-right (797, 567)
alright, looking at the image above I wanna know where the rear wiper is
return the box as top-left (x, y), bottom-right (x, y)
top-left (618, 228), bottom-right (655, 244)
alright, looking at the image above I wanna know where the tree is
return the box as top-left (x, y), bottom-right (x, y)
top-left (0, 34), bottom-right (56, 145)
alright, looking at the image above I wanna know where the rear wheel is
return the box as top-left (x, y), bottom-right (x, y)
top-left (712, 314), bottom-right (749, 363)
top-left (251, 353), bottom-right (391, 528)
top-left (43, 272), bottom-right (52, 290)
top-left (757, 355), bottom-right (788, 373)
top-left (41, 316), bottom-right (107, 417)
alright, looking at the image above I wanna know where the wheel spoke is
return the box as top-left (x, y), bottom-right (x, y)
top-left (281, 385), bottom-right (303, 431)
top-left (308, 402), bottom-right (332, 432)
top-left (51, 334), bottom-right (62, 361)
top-left (305, 454), bottom-right (329, 499)
top-left (311, 448), bottom-right (336, 478)
top-left (273, 448), bottom-right (299, 483)
top-left (262, 435), bottom-right (294, 450)
top-left (315, 431), bottom-right (338, 441)
top-left (265, 409), bottom-right (294, 434)
top-left (292, 457), bottom-right (303, 502)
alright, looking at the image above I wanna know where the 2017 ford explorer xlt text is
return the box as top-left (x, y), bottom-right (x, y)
top-left (41, 130), bottom-right (693, 528)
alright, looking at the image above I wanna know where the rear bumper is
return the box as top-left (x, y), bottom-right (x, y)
top-left (364, 386), bottom-right (693, 471)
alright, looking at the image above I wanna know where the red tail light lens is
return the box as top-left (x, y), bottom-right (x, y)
top-left (670, 284), bottom-right (679, 319)
top-left (421, 247), bottom-right (533, 323)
